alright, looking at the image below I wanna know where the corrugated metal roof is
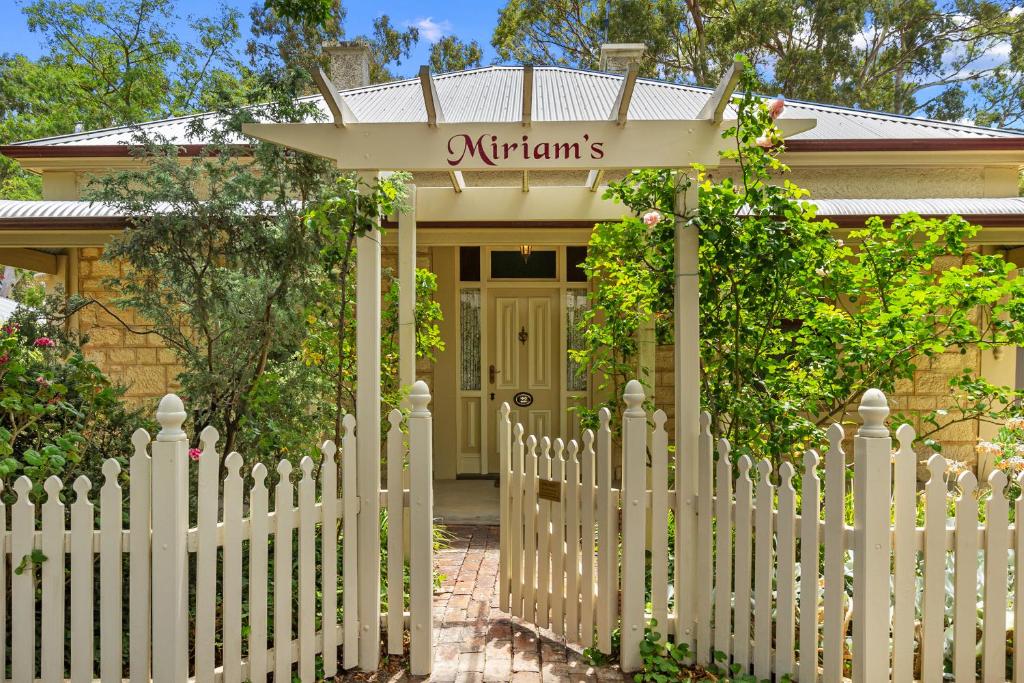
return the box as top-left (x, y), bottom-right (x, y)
top-left (8, 66), bottom-right (1023, 149)
top-left (2, 197), bottom-right (1023, 221)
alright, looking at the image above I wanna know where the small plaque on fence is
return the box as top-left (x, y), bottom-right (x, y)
top-left (537, 478), bottom-right (561, 502)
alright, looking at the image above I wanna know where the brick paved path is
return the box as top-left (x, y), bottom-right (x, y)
top-left (430, 525), bottom-right (625, 683)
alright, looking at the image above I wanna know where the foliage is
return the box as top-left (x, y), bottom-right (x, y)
top-left (0, 298), bottom-right (148, 498)
top-left (634, 624), bottom-right (777, 682)
top-left (430, 36), bottom-right (485, 73)
top-left (84, 93), bottom-right (335, 455)
top-left (572, 59), bottom-right (1024, 463)
top-left (491, 0), bottom-right (1024, 127)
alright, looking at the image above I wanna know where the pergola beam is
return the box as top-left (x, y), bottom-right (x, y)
top-left (522, 170), bottom-right (529, 192)
top-left (449, 171), bottom-right (466, 193)
top-left (698, 59), bottom-right (744, 124)
top-left (612, 63), bottom-right (639, 126)
top-left (419, 66), bottom-right (442, 128)
top-left (310, 65), bottom-right (358, 127)
top-left (0, 247), bottom-right (59, 274)
top-left (522, 65), bottom-right (534, 126)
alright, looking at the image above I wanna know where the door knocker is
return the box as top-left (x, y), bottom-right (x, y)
top-left (518, 326), bottom-right (529, 345)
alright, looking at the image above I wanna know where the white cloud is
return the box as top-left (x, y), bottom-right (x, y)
top-left (411, 17), bottom-right (452, 42)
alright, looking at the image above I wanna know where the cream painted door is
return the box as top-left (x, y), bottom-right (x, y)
top-left (487, 289), bottom-right (560, 462)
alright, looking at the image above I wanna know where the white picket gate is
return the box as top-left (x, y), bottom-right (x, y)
top-left (499, 379), bottom-right (1024, 681)
top-left (0, 381), bottom-right (434, 682)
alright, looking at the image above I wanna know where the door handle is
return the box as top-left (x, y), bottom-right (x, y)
top-left (489, 364), bottom-right (498, 384)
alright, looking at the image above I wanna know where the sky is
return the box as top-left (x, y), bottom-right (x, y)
top-left (0, 0), bottom-right (504, 79)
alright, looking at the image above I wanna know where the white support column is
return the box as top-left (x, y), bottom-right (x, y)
top-left (399, 186), bottom-right (417, 404)
top-left (674, 178), bottom-right (700, 650)
top-left (356, 174), bottom-right (383, 670)
top-left (620, 380), bottom-right (648, 672)
top-left (853, 389), bottom-right (892, 683)
top-left (151, 395), bottom-right (189, 683)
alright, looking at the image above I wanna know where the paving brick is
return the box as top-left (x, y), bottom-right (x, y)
top-left (459, 652), bottom-right (486, 673)
top-left (484, 658), bottom-right (513, 682)
top-left (511, 673), bottom-right (543, 683)
top-left (512, 650), bottom-right (541, 673)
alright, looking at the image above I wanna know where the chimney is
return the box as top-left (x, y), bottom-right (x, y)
top-left (599, 43), bottom-right (645, 75)
top-left (323, 41), bottom-right (371, 90)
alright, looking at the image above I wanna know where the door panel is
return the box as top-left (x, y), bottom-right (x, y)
top-left (488, 289), bottom-right (560, 465)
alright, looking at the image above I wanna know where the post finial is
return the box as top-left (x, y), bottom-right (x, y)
top-left (623, 379), bottom-right (645, 416)
top-left (857, 388), bottom-right (890, 438)
top-left (409, 380), bottom-right (431, 417)
top-left (156, 394), bottom-right (187, 442)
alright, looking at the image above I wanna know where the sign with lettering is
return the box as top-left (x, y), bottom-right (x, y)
top-left (513, 392), bottom-right (533, 407)
top-left (538, 478), bottom-right (562, 503)
top-left (447, 133), bottom-right (604, 167)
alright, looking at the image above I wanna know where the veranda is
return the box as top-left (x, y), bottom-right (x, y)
top-left (2, 61), bottom-right (1023, 683)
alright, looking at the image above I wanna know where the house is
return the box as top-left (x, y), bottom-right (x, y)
top-left (1, 43), bottom-right (1023, 480)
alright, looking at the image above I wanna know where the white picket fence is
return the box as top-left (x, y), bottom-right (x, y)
top-left (499, 379), bottom-right (1024, 681)
top-left (0, 382), bottom-right (435, 682)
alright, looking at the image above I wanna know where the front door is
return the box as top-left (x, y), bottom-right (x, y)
top-left (487, 289), bottom-right (561, 460)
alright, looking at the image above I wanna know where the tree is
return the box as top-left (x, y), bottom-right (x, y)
top-left (492, 0), bottom-right (1024, 127)
top-left (572, 60), bottom-right (1024, 463)
top-left (430, 36), bottom-right (485, 73)
top-left (0, 0), bottom-right (244, 199)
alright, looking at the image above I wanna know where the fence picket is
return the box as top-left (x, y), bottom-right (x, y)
top-left (70, 477), bottom-right (94, 683)
top-left (100, 459), bottom-right (123, 683)
top-left (695, 412), bottom-right (714, 664)
top-left (1016, 473), bottom-right (1024, 683)
top-left (953, 471), bottom-right (979, 682)
top-left (408, 381), bottom-right (434, 676)
top-left (595, 409), bottom-right (616, 654)
top-left (386, 410), bottom-right (405, 655)
top-left (321, 440), bottom-right (339, 678)
top-left (892, 424), bottom-right (917, 683)
top-left (983, 470), bottom-right (1009, 682)
top-left (752, 460), bottom-right (774, 680)
top-left (195, 426), bottom-right (220, 683)
top-left (580, 429), bottom-right (596, 647)
top-left (128, 429), bottom-right (151, 683)
top-left (11, 476), bottom-right (34, 682)
top-left (274, 460), bottom-right (295, 682)
top-left (248, 464), bottom-right (270, 682)
top-left (651, 412), bottom-right (669, 643)
top-left (538, 436), bottom-right (553, 629)
top-left (921, 454), bottom-right (946, 683)
top-left (0, 482), bottom-right (5, 678)
top-left (733, 455), bottom-right (753, 672)
top-left (298, 457), bottom-right (317, 683)
top-left (222, 452), bottom-right (244, 683)
top-left (712, 437), bottom-right (731, 658)
top-left (799, 450), bottom-right (821, 683)
top-left (41, 476), bottom-right (65, 683)
top-left (524, 434), bottom-right (539, 625)
top-left (551, 437), bottom-right (566, 636)
top-left (510, 424), bottom-right (525, 618)
top-left (775, 462), bottom-right (797, 679)
top-left (342, 413), bottom-right (359, 669)
top-left (565, 439), bottom-right (581, 643)
top-left (619, 381), bottom-right (647, 673)
top-left (822, 423), bottom-right (846, 682)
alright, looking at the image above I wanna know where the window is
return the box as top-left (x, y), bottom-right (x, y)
top-left (490, 250), bottom-right (557, 279)
top-left (460, 246), bottom-right (480, 281)
top-left (566, 246), bottom-right (588, 282)
top-left (459, 289), bottom-right (481, 391)
top-left (566, 288), bottom-right (589, 391)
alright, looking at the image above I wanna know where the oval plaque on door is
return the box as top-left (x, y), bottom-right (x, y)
top-left (513, 391), bottom-right (534, 407)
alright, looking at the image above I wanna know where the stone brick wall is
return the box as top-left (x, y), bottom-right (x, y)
top-left (76, 248), bottom-right (182, 405)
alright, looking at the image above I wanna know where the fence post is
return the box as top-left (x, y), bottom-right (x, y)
top-left (620, 380), bottom-right (647, 672)
top-left (852, 389), bottom-right (891, 683)
top-left (408, 381), bottom-right (434, 676)
top-left (151, 394), bottom-right (189, 683)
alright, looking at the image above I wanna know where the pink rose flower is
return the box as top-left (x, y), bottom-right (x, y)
top-left (768, 96), bottom-right (785, 120)
top-left (33, 337), bottom-right (55, 347)
top-left (188, 448), bottom-right (202, 461)
top-left (755, 133), bottom-right (773, 148)
top-left (0, 353), bottom-right (9, 364)
top-left (35, 376), bottom-right (50, 387)
top-left (643, 210), bottom-right (662, 227)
